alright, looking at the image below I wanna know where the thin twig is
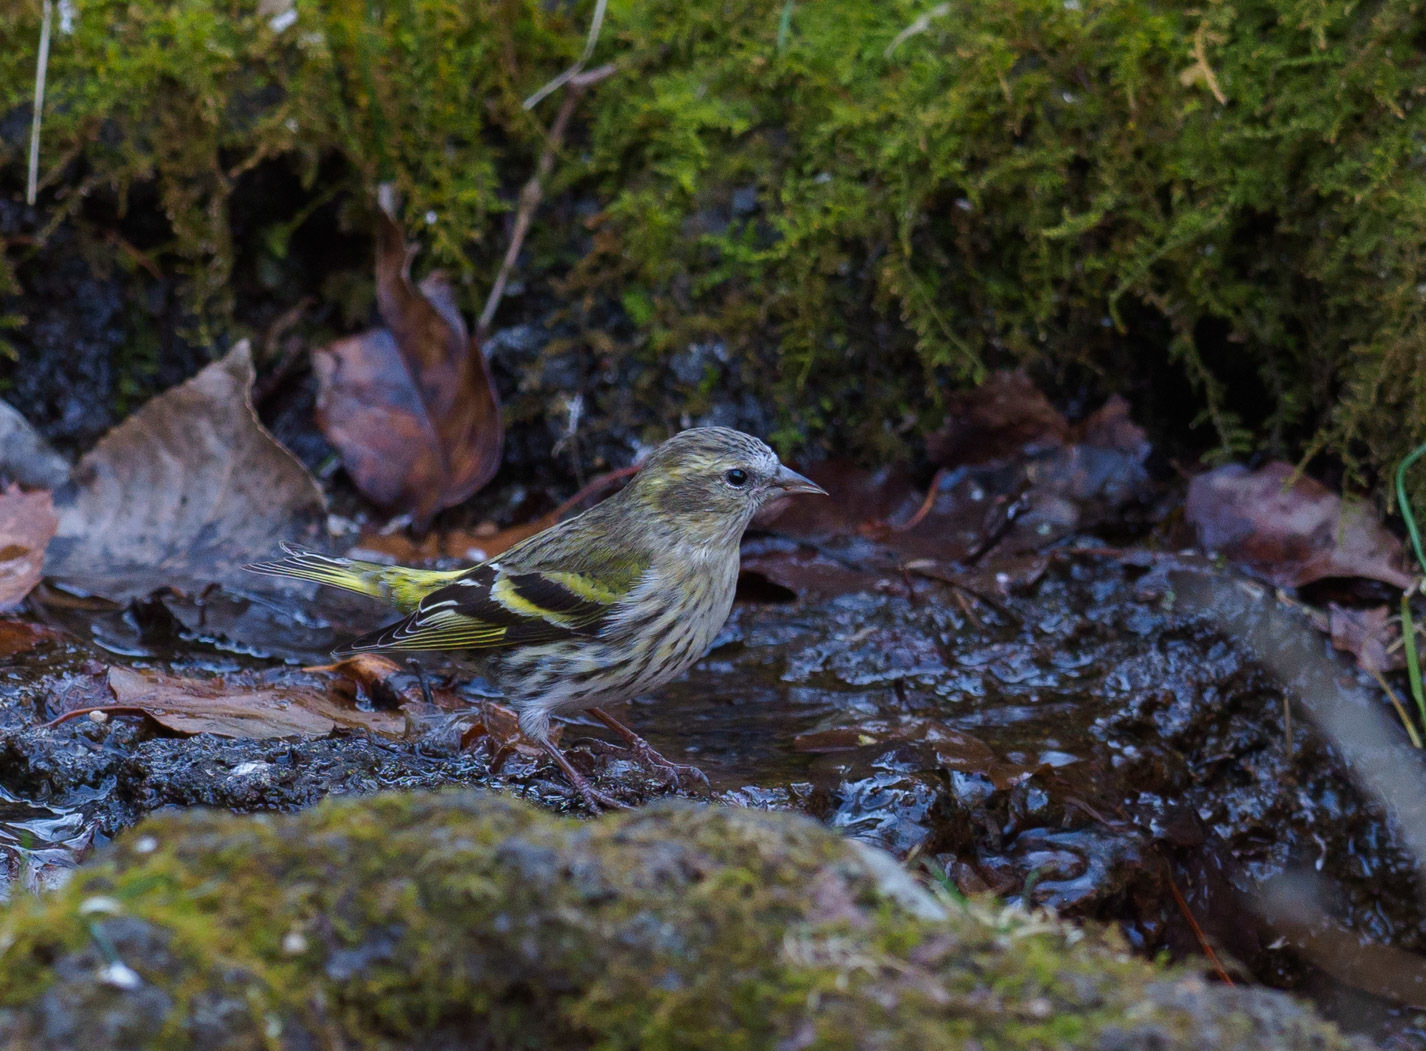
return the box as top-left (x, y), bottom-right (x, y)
top-left (27, 0), bottom-right (54, 206)
top-left (883, 2), bottom-right (950, 59)
top-left (38, 705), bottom-right (156, 730)
top-left (100, 227), bottom-right (163, 280)
top-left (522, 0), bottom-right (609, 110)
top-left (1190, 23), bottom-right (1227, 105)
top-left (1163, 865), bottom-right (1234, 986)
top-left (551, 461), bottom-right (639, 518)
top-left (477, 62), bottom-right (616, 339)
top-left (886, 468), bottom-right (948, 533)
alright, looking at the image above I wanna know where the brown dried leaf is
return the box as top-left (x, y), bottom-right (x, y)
top-left (1075, 394), bottom-right (1150, 458)
top-left (1186, 463), bottom-right (1412, 590)
top-left (305, 653), bottom-right (464, 713)
top-left (758, 463), bottom-right (920, 539)
top-left (1324, 604), bottom-right (1401, 673)
top-left (305, 653), bottom-right (412, 708)
top-left (42, 342), bottom-right (326, 601)
top-left (102, 665), bottom-right (404, 740)
top-left (352, 511), bottom-right (557, 566)
top-left (926, 369), bottom-right (1070, 467)
top-left (315, 200), bottom-right (502, 526)
top-left (739, 538), bottom-right (894, 600)
top-left (460, 699), bottom-right (549, 756)
top-left (306, 652), bottom-right (405, 685)
top-left (0, 619), bottom-right (61, 658)
top-left (0, 486), bottom-right (57, 610)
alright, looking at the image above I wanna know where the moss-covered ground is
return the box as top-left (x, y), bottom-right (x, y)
top-left (0, 791), bottom-right (1365, 1048)
top-left (2, 0), bottom-right (1423, 491)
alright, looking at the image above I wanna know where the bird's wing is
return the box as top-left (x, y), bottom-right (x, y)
top-left (337, 558), bottom-right (647, 654)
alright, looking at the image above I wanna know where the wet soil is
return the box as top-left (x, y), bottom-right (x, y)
top-left (1, 533), bottom-right (1424, 1046)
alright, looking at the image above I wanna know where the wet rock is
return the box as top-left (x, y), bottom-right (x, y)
top-left (0, 402), bottom-right (70, 490)
top-left (0, 792), bottom-right (1362, 1049)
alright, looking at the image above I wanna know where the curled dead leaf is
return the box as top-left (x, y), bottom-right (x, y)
top-left (86, 665), bottom-right (406, 740)
top-left (0, 619), bottom-right (61, 658)
top-left (1321, 603), bottom-right (1402, 673)
top-left (42, 342), bottom-right (326, 601)
top-left (462, 699), bottom-right (552, 758)
top-left (0, 486), bottom-right (57, 610)
top-left (306, 653), bottom-right (413, 709)
top-left (315, 196), bottom-right (503, 527)
top-left (1186, 463), bottom-right (1411, 590)
top-left (927, 370), bottom-right (1070, 467)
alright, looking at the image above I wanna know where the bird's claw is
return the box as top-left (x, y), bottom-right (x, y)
top-left (627, 740), bottom-right (710, 792)
top-left (539, 738), bottom-right (630, 813)
top-left (569, 775), bottom-right (629, 813)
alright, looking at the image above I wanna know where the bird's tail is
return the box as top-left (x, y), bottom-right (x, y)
top-left (245, 542), bottom-right (464, 612)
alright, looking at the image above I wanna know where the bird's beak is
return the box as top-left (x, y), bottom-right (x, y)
top-left (771, 464), bottom-right (827, 496)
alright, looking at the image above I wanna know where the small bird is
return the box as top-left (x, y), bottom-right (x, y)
top-left (248, 427), bottom-right (826, 809)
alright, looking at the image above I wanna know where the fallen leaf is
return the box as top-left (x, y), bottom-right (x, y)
top-left (1075, 394), bottom-right (1150, 458)
top-left (926, 370), bottom-right (1069, 467)
top-left (306, 652), bottom-right (406, 687)
top-left (0, 401), bottom-right (69, 490)
top-left (41, 342), bottom-right (326, 601)
top-left (305, 652), bottom-right (470, 711)
top-left (0, 486), bottom-right (57, 610)
top-left (461, 699), bottom-right (551, 758)
top-left (1322, 603), bottom-right (1401, 673)
top-left (759, 463), bottom-right (921, 540)
top-left (96, 665), bottom-right (405, 740)
top-left (314, 194), bottom-right (503, 526)
top-left (352, 511), bottom-right (557, 566)
top-left (739, 537), bottom-right (896, 600)
top-left (0, 619), bottom-right (62, 659)
top-left (1186, 463), bottom-right (1412, 590)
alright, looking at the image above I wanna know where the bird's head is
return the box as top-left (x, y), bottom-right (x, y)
top-left (623, 427), bottom-right (826, 546)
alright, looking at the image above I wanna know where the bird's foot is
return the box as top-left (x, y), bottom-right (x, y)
top-left (585, 706), bottom-right (710, 793)
top-left (625, 739), bottom-right (710, 792)
top-left (567, 772), bottom-right (630, 813)
top-left (539, 738), bottom-right (629, 813)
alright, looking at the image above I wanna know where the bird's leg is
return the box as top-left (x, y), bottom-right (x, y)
top-left (587, 706), bottom-right (710, 791)
top-left (538, 738), bottom-right (628, 812)
top-left (406, 659), bottom-right (435, 707)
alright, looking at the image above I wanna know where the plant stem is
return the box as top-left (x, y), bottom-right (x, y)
top-left (1401, 594), bottom-right (1426, 734)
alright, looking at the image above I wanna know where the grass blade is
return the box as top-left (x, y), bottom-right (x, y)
top-left (1402, 595), bottom-right (1426, 736)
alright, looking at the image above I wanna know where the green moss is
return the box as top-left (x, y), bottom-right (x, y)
top-left (0, 792), bottom-right (1358, 1049)
top-left (2, 0), bottom-right (1424, 488)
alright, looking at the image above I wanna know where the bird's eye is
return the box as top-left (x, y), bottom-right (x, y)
top-left (725, 468), bottom-right (749, 488)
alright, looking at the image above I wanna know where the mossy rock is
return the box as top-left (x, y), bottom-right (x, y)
top-left (0, 791), bottom-right (1361, 1049)
top-left (5, 0), bottom-right (1426, 486)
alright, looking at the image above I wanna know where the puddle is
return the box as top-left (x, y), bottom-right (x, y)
top-left (0, 782), bottom-right (110, 899)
